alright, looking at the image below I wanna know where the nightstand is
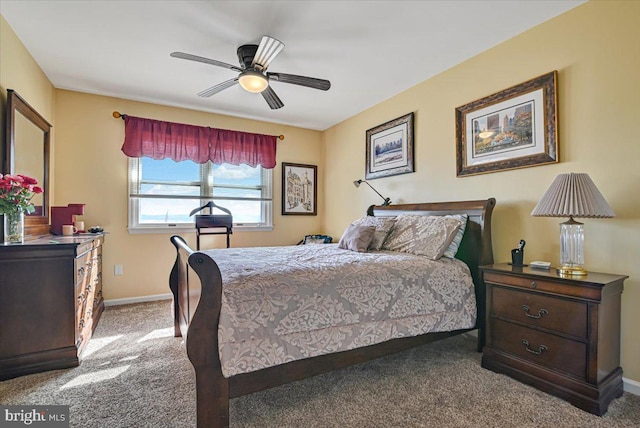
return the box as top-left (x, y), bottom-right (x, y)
top-left (480, 263), bottom-right (627, 415)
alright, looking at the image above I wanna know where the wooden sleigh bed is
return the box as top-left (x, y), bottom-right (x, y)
top-left (169, 198), bottom-right (495, 427)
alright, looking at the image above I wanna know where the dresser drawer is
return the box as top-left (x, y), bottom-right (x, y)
top-left (492, 286), bottom-right (587, 339)
top-left (492, 319), bottom-right (586, 379)
top-left (75, 251), bottom-right (92, 286)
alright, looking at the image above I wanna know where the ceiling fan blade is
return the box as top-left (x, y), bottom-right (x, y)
top-left (261, 86), bottom-right (284, 110)
top-left (197, 78), bottom-right (239, 97)
top-left (267, 72), bottom-right (331, 91)
top-left (171, 52), bottom-right (243, 72)
top-left (251, 36), bottom-right (284, 71)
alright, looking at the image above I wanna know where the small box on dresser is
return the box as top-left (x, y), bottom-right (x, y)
top-left (0, 234), bottom-right (104, 380)
top-left (480, 263), bottom-right (627, 415)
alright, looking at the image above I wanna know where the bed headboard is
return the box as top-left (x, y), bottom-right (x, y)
top-left (368, 198), bottom-right (496, 349)
top-left (367, 198), bottom-right (495, 274)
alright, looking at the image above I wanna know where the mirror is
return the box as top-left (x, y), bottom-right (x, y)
top-left (4, 89), bottom-right (51, 236)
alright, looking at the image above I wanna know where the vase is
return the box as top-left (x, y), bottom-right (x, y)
top-left (3, 208), bottom-right (24, 244)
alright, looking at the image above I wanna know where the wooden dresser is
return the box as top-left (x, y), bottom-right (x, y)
top-left (481, 263), bottom-right (627, 415)
top-left (0, 234), bottom-right (104, 380)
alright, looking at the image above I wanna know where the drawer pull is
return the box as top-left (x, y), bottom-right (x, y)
top-left (522, 339), bottom-right (548, 355)
top-left (530, 281), bottom-right (537, 288)
top-left (522, 305), bottom-right (548, 319)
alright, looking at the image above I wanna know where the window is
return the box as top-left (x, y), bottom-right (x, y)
top-left (128, 157), bottom-right (272, 233)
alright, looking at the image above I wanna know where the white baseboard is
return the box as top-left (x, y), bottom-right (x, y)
top-left (623, 377), bottom-right (640, 396)
top-left (104, 293), bottom-right (172, 307)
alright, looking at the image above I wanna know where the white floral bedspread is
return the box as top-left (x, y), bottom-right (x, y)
top-left (201, 244), bottom-right (477, 377)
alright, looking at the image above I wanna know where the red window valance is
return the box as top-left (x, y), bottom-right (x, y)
top-left (120, 115), bottom-right (277, 168)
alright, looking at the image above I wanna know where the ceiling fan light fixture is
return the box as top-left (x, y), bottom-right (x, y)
top-left (238, 70), bottom-right (269, 93)
top-left (171, 35), bottom-right (330, 108)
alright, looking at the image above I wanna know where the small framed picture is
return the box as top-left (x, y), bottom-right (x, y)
top-left (365, 112), bottom-right (414, 180)
top-left (455, 71), bottom-right (558, 177)
top-left (282, 162), bottom-right (317, 215)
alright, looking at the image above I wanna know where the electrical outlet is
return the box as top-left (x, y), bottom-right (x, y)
top-left (114, 264), bottom-right (123, 276)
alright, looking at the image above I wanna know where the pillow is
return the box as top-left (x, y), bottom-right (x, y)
top-left (382, 214), bottom-right (462, 260)
top-left (442, 214), bottom-right (468, 259)
top-left (350, 216), bottom-right (396, 250)
top-left (338, 224), bottom-right (376, 252)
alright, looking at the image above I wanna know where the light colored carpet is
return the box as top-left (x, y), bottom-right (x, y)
top-left (1, 300), bottom-right (639, 427)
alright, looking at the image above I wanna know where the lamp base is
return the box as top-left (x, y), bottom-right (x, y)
top-left (557, 265), bottom-right (588, 276)
top-left (559, 217), bottom-right (586, 276)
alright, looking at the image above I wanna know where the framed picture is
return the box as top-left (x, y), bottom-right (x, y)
top-left (455, 71), bottom-right (558, 177)
top-left (282, 162), bottom-right (317, 215)
top-left (365, 112), bottom-right (414, 180)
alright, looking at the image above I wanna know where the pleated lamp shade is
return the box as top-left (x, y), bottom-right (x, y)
top-left (531, 173), bottom-right (615, 218)
top-left (531, 173), bottom-right (614, 276)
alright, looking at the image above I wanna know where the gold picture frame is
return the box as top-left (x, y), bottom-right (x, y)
top-left (365, 112), bottom-right (414, 180)
top-left (455, 71), bottom-right (558, 177)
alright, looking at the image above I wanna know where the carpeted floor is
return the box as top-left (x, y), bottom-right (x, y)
top-left (1, 300), bottom-right (639, 427)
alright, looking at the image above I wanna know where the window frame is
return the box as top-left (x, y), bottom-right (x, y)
top-left (127, 157), bottom-right (273, 234)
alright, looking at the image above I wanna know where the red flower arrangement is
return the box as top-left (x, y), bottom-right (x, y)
top-left (0, 173), bottom-right (43, 215)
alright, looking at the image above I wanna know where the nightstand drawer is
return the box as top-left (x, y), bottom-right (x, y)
top-left (492, 319), bottom-right (586, 379)
top-left (492, 286), bottom-right (587, 339)
top-left (484, 271), bottom-right (602, 301)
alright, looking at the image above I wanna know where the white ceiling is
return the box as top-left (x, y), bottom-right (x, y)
top-left (1, 1), bottom-right (583, 131)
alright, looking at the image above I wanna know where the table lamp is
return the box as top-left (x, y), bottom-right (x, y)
top-left (531, 173), bottom-right (614, 275)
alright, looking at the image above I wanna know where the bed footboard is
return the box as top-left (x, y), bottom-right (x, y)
top-left (169, 236), bottom-right (230, 427)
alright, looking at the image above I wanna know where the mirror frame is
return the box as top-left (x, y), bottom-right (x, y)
top-left (4, 89), bottom-right (52, 236)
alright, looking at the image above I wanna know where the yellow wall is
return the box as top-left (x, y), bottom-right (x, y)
top-left (323, 1), bottom-right (640, 382)
top-left (53, 90), bottom-right (323, 301)
top-left (0, 15), bottom-right (55, 192)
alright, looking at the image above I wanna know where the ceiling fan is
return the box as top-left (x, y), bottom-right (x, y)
top-left (170, 35), bottom-right (331, 110)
